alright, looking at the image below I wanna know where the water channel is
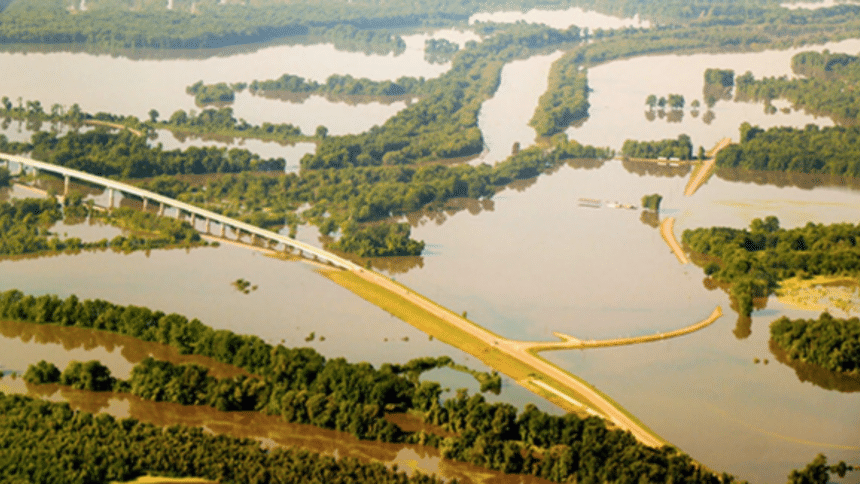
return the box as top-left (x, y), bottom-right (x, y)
top-left (0, 11), bottom-right (859, 484)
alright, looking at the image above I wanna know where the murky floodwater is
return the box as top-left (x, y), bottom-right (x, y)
top-left (0, 379), bottom-right (551, 484)
top-left (477, 51), bottom-right (564, 164)
top-left (390, 157), bottom-right (860, 482)
top-left (566, 38), bottom-right (860, 151)
top-left (0, 40), bottom-right (450, 134)
top-left (1, 20), bottom-right (860, 483)
top-left (469, 7), bottom-right (650, 30)
top-left (782, 0), bottom-right (860, 9)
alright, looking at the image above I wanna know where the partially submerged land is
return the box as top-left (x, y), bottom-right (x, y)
top-left (1, 0), bottom-right (860, 482)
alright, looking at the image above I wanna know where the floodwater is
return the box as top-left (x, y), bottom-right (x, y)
top-left (782, 0), bottom-right (860, 9)
top-left (0, 40), bottom-right (450, 134)
top-left (0, 379), bottom-right (551, 484)
top-left (477, 51), bottom-right (564, 164)
top-left (469, 7), bottom-right (650, 30)
top-left (567, 38), bottom-right (860, 151)
top-left (1, 19), bottom-right (860, 484)
top-left (392, 158), bottom-right (860, 482)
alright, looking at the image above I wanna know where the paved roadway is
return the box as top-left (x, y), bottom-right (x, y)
top-left (3, 151), bottom-right (689, 448)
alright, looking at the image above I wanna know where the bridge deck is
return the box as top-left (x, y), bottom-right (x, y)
top-left (0, 153), bottom-right (360, 271)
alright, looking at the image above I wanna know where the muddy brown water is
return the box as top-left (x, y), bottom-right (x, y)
top-left (1, 27), bottom-right (860, 483)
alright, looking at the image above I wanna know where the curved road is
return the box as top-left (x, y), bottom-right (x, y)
top-left (660, 217), bottom-right (690, 265)
top-left (522, 306), bottom-right (723, 351)
top-left (3, 152), bottom-right (718, 448)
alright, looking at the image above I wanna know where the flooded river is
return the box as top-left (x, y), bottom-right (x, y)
top-left (0, 12), bottom-right (859, 484)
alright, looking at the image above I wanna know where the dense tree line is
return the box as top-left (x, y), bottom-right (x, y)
top-left (622, 135), bottom-right (693, 160)
top-left (24, 129), bottom-right (285, 178)
top-left (0, 165), bottom-right (10, 187)
top-left (0, 0), bottom-right (463, 52)
top-left (704, 68), bottom-right (734, 107)
top-left (716, 122), bottom-right (860, 177)
top-left (186, 80), bottom-right (241, 106)
top-left (243, 73), bottom-right (426, 104)
top-left (0, 393), bottom-right (449, 484)
top-left (424, 38), bottom-right (459, 64)
top-left (301, 23), bottom-right (585, 170)
top-left (530, 52), bottom-right (590, 137)
top-left (0, 289), bottom-right (736, 483)
top-left (156, 106), bottom-right (305, 141)
top-left (735, 50), bottom-right (860, 123)
top-left (142, 139), bottom-right (609, 256)
top-left (771, 312), bottom-right (860, 376)
top-left (683, 216), bottom-right (860, 316)
top-left (330, 221), bottom-right (425, 257)
top-left (0, 197), bottom-right (62, 256)
top-left (0, 197), bottom-right (205, 257)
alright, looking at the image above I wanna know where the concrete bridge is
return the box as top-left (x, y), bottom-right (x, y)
top-left (0, 152), bottom-right (362, 271)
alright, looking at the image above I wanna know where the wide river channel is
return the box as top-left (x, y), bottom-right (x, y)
top-left (0, 9), bottom-right (859, 484)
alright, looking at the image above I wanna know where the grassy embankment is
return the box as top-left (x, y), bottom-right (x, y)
top-left (321, 269), bottom-right (667, 445)
top-left (776, 275), bottom-right (860, 314)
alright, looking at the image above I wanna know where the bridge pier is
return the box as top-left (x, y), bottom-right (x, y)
top-left (107, 188), bottom-right (114, 209)
top-left (142, 198), bottom-right (148, 211)
top-left (158, 202), bottom-right (164, 216)
top-left (190, 213), bottom-right (196, 226)
top-left (63, 176), bottom-right (70, 197)
top-left (205, 219), bottom-right (211, 233)
top-left (220, 224), bottom-right (226, 238)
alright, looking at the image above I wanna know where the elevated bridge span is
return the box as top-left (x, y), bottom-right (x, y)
top-left (0, 153), bottom-right (361, 271)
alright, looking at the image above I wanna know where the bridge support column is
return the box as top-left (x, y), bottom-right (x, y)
top-left (251, 233), bottom-right (256, 245)
top-left (142, 198), bottom-right (148, 211)
top-left (108, 188), bottom-right (114, 209)
top-left (190, 213), bottom-right (195, 226)
top-left (205, 219), bottom-right (211, 233)
top-left (220, 224), bottom-right (226, 238)
top-left (158, 202), bottom-right (164, 216)
top-left (63, 176), bottom-right (70, 197)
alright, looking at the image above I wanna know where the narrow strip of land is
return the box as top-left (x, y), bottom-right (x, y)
top-left (326, 269), bottom-right (717, 448)
top-left (519, 306), bottom-right (722, 351)
top-left (660, 217), bottom-right (690, 264)
top-left (83, 119), bottom-right (144, 137)
top-left (684, 137), bottom-right (732, 197)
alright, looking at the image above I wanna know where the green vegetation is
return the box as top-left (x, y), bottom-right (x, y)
top-left (683, 216), bottom-right (860, 316)
top-left (157, 106), bottom-right (305, 142)
top-left (704, 68), bottom-right (735, 107)
top-left (645, 94), bottom-right (686, 110)
top-left (771, 312), bottom-right (860, 376)
top-left (788, 455), bottom-right (856, 484)
top-left (3, 288), bottom-right (734, 483)
top-left (0, 393), bottom-right (445, 484)
top-left (245, 73), bottom-right (426, 104)
top-left (23, 129), bottom-right (285, 178)
top-left (735, 50), bottom-right (860, 122)
top-left (186, 80), bottom-right (241, 106)
top-left (232, 278), bottom-right (257, 294)
top-left (716, 123), bottom-right (860, 177)
top-left (424, 38), bottom-right (459, 64)
top-left (641, 193), bottom-right (663, 212)
top-left (622, 135), bottom-right (693, 160)
top-left (0, 197), bottom-right (203, 257)
top-left (142, 138), bottom-right (609, 256)
top-left (0, 165), bottom-right (10, 187)
top-left (302, 23), bottom-right (585, 170)
top-left (530, 51), bottom-right (590, 137)
top-left (330, 222), bottom-right (425, 257)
